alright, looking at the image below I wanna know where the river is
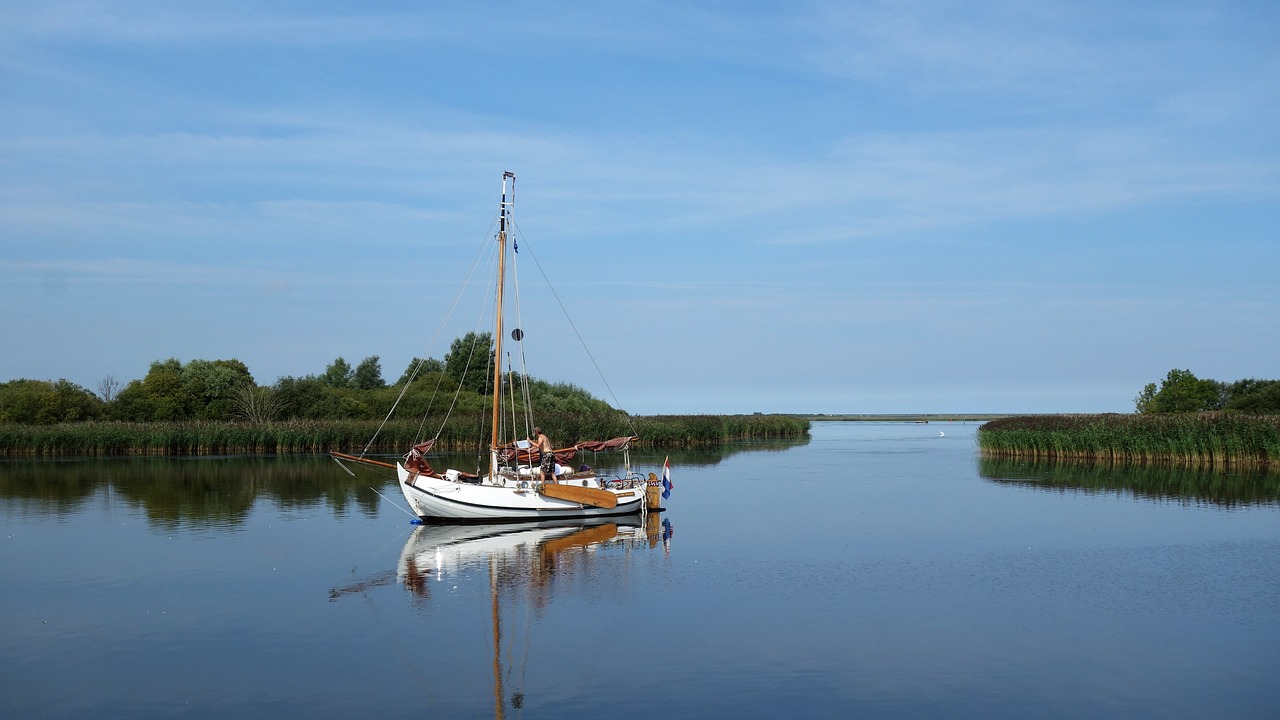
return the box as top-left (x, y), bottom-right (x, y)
top-left (2, 421), bottom-right (1278, 719)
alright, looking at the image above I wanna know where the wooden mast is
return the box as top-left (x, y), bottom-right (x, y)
top-left (489, 172), bottom-right (515, 480)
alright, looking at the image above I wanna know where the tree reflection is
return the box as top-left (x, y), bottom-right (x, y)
top-left (0, 456), bottom-right (386, 529)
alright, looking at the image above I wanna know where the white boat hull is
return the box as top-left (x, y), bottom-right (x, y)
top-left (396, 464), bottom-right (647, 521)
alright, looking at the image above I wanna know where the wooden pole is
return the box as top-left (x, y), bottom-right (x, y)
top-left (329, 451), bottom-right (397, 470)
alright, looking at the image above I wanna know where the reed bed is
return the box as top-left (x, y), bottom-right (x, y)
top-left (0, 413), bottom-right (810, 457)
top-left (979, 413), bottom-right (1280, 466)
top-left (631, 414), bottom-right (809, 447)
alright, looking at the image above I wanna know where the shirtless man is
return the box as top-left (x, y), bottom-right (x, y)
top-left (529, 426), bottom-right (555, 483)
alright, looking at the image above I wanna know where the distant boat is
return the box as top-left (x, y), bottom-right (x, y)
top-left (332, 173), bottom-right (660, 522)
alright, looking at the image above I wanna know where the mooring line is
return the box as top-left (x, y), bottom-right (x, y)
top-left (370, 485), bottom-right (419, 519)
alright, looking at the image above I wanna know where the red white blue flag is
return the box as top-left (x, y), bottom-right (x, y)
top-left (661, 456), bottom-right (673, 499)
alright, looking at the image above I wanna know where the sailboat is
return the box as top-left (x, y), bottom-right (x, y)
top-left (332, 172), bottom-right (661, 522)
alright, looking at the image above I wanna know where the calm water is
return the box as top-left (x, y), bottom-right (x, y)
top-left (3, 422), bottom-right (1279, 719)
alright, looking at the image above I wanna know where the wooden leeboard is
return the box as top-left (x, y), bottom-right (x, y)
top-left (537, 482), bottom-right (619, 509)
top-left (541, 524), bottom-right (618, 556)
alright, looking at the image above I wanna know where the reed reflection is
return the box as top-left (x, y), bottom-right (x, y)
top-left (980, 457), bottom-right (1280, 507)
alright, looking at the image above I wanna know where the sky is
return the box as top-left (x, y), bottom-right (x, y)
top-left (2, 0), bottom-right (1278, 415)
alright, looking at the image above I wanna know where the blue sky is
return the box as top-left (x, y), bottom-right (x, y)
top-left (3, 1), bottom-right (1277, 414)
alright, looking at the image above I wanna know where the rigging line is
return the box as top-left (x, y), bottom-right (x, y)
top-left (412, 237), bottom-right (486, 448)
top-left (415, 218), bottom-right (499, 445)
top-left (509, 219), bottom-right (637, 437)
top-left (505, 355), bottom-right (519, 449)
top-left (361, 215), bottom-right (501, 456)
top-left (509, 243), bottom-right (535, 434)
top-left (413, 358), bottom-right (453, 445)
top-left (471, 262), bottom-right (500, 472)
top-left (428, 235), bottom-right (500, 461)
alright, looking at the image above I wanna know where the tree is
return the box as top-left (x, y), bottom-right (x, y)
top-left (352, 355), bottom-right (385, 390)
top-left (96, 375), bottom-right (121, 404)
top-left (1135, 369), bottom-right (1225, 414)
top-left (1225, 379), bottom-right (1280, 414)
top-left (110, 358), bottom-right (252, 421)
top-left (0, 379), bottom-right (102, 424)
top-left (321, 357), bottom-right (355, 388)
top-left (444, 332), bottom-right (494, 394)
top-left (182, 359), bottom-right (254, 420)
top-left (526, 379), bottom-right (616, 414)
top-left (396, 357), bottom-right (445, 385)
top-left (272, 375), bottom-right (338, 420)
top-left (229, 384), bottom-right (286, 424)
top-left (112, 358), bottom-right (191, 421)
top-left (1134, 383), bottom-right (1158, 414)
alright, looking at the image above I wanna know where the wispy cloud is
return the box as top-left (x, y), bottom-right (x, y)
top-left (3, 1), bottom-right (1277, 410)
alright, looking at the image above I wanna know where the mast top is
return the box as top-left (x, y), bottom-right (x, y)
top-left (499, 172), bottom-right (515, 234)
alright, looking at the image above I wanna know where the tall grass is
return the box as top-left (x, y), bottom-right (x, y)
top-left (979, 413), bottom-right (1280, 466)
top-left (0, 413), bottom-right (810, 457)
top-left (632, 414), bottom-right (810, 446)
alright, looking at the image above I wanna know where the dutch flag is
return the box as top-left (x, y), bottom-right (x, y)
top-left (661, 456), bottom-right (673, 499)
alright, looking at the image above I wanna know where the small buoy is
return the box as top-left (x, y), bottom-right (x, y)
top-left (410, 518), bottom-right (423, 525)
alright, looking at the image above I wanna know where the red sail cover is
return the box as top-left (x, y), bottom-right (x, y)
top-left (404, 439), bottom-right (435, 478)
top-left (575, 436), bottom-right (637, 452)
top-left (497, 436), bottom-right (637, 465)
top-left (499, 444), bottom-right (577, 465)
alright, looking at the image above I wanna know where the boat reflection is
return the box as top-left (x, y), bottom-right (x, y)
top-left (397, 514), bottom-right (674, 603)
top-left (390, 514), bottom-right (672, 718)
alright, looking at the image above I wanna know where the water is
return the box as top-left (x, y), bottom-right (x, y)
top-left (2, 422), bottom-right (1278, 719)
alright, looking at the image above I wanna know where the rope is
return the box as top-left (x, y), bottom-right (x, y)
top-left (509, 219), bottom-right (638, 438)
top-left (359, 216), bottom-right (500, 457)
top-left (370, 485), bottom-right (419, 519)
top-left (509, 242), bottom-right (535, 438)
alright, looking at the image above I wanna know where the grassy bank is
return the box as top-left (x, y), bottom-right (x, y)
top-left (0, 413), bottom-right (809, 457)
top-left (979, 413), bottom-right (1280, 466)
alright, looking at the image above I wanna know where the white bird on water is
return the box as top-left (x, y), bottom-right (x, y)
top-left (939, 431), bottom-right (945, 437)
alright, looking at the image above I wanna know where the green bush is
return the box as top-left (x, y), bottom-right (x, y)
top-left (0, 379), bottom-right (103, 424)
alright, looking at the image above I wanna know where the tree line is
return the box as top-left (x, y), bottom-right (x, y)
top-left (1135, 369), bottom-right (1280, 414)
top-left (0, 332), bottom-right (616, 426)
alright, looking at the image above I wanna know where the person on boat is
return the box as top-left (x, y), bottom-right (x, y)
top-left (529, 427), bottom-right (555, 484)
